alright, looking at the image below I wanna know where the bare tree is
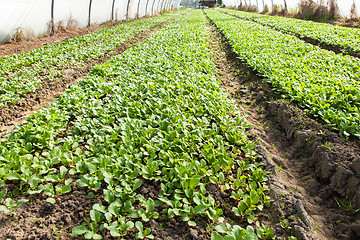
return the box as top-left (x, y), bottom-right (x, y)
top-left (350, 0), bottom-right (358, 18)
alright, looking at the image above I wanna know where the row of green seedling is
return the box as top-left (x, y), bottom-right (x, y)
top-left (0, 9), bottom-right (273, 240)
top-left (219, 8), bottom-right (360, 54)
top-left (206, 9), bottom-right (360, 139)
top-left (0, 11), bottom-right (183, 107)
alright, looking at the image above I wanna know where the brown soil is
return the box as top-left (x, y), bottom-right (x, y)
top-left (0, 10), bottom-right (359, 240)
top-left (0, 21), bottom-right (168, 139)
top-left (0, 183), bottom-right (97, 240)
top-left (205, 11), bottom-right (360, 240)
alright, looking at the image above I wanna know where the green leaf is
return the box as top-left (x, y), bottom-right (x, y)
top-left (103, 189), bottom-right (115, 203)
top-left (90, 209), bottom-right (102, 224)
top-left (247, 214), bottom-right (255, 224)
top-left (188, 221), bottom-right (196, 226)
top-left (0, 189), bottom-right (7, 202)
top-left (46, 197), bottom-right (56, 204)
top-left (0, 205), bottom-right (9, 213)
top-left (84, 231), bottom-right (102, 239)
top-left (44, 175), bottom-right (58, 182)
top-left (133, 179), bottom-right (142, 191)
top-left (135, 221), bottom-right (143, 232)
top-left (61, 185), bottom-right (72, 194)
top-left (16, 199), bottom-right (28, 207)
top-left (215, 224), bottom-right (227, 233)
top-left (6, 172), bottom-right (21, 180)
top-left (72, 225), bottom-right (89, 235)
top-left (65, 178), bottom-right (73, 185)
top-left (211, 231), bottom-right (224, 240)
top-left (60, 166), bottom-right (68, 178)
top-left (194, 204), bottom-right (206, 215)
top-left (224, 236), bottom-right (236, 240)
top-left (109, 228), bottom-right (121, 237)
top-left (145, 198), bottom-right (155, 213)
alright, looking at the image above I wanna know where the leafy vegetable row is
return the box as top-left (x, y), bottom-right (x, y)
top-left (206, 9), bottom-right (360, 138)
top-left (0, 9), bottom-right (273, 240)
top-left (219, 8), bottom-right (360, 55)
top-left (0, 11), bottom-right (181, 108)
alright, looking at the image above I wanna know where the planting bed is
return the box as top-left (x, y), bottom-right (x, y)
top-left (204, 12), bottom-right (360, 239)
top-left (219, 8), bottom-right (360, 58)
top-left (0, 7), bottom-right (359, 240)
top-left (0, 11), bottom-right (183, 138)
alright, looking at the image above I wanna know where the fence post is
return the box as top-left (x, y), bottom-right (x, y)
top-left (126, 0), bottom-right (131, 19)
top-left (137, 0), bottom-right (142, 18)
top-left (50, 0), bottom-right (55, 35)
top-left (88, 0), bottom-right (93, 27)
top-left (111, 0), bottom-right (116, 21)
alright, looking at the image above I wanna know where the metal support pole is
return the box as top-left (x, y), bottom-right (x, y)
top-left (158, 0), bottom-right (164, 14)
top-left (167, 0), bottom-right (172, 10)
top-left (51, 0), bottom-right (55, 35)
top-left (88, 0), bottom-right (93, 27)
top-left (145, 0), bottom-right (150, 15)
top-left (162, 0), bottom-right (168, 11)
top-left (137, 0), bottom-right (142, 18)
top-left (151, 0), bottom-right (156, 15)
top-left (111, 0), bottom-right (116, 21)
top-left (126, 0), bottom-right (131, 19)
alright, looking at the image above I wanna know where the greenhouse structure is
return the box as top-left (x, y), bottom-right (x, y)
top-left (0, 0), bottom-right (359, 239)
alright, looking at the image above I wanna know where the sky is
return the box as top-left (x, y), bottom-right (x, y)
top-left (222, 0), bottom-right (360, 17)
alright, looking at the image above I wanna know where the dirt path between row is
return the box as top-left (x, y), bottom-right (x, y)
top-left (204, 11), bottom-right (360, 240)
top-left (0, 21), bottom-right (169, 139)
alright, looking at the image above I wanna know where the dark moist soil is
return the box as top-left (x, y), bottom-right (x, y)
top-left (204, 11), bottom-right (360, 240)
top-left (221, 10), bottom-right (360, 59)
top-left (0, 183), bottom-right (98, 240)
top-left (0, 21), bottom-right (168, 139)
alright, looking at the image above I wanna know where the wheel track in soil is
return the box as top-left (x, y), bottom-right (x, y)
top-left (204, 11), bottom-right (360, 240)
top-left (0, 19), bottom-right (171, 139)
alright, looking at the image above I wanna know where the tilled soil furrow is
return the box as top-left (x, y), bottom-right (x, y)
top-left (204, 10), bottom-right (360, 240)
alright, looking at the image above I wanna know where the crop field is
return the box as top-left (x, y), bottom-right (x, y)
top-left (0, 8), bottom-right (359, 240)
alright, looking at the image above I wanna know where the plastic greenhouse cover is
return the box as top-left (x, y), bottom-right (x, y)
top-left (0, 0), bottom-right (179, 44)
top-left (0, 0), bottom-right (51, 43)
